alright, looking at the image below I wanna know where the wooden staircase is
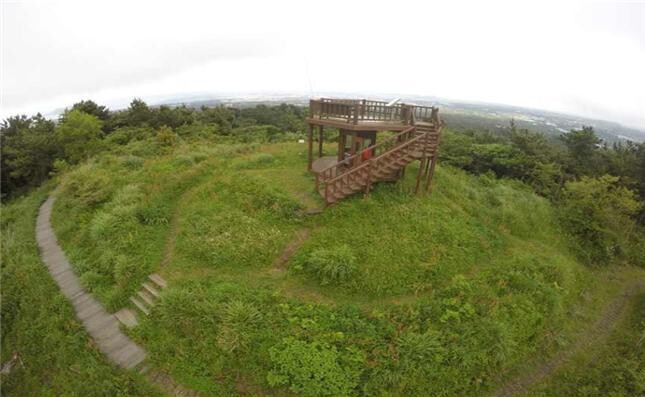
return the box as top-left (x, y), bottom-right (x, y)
top-left (115, 273), bottom-right (167, 328)
top-left (315, 122), bottom-right (441, 205)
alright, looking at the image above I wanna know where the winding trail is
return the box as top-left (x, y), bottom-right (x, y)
top-left (37, 197), bottom-right (202, 396)
top-left (489, 279), bottom-right (645, 397)
top-left (36, 197), bottom-right (146, 369)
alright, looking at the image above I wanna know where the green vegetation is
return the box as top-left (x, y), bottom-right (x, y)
top-left (2, 99), bottom-right (644, 396)
top-left (0, 189), bottom-right (158, 396)
top-left (527, 293), bottom-right (645, 397)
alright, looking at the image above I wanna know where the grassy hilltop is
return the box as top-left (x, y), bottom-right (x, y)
top-left (2, 102), bottom-right (644, 396)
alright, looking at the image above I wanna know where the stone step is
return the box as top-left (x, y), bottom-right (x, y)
top-left (148, 273), bottom-right (167, 289)
top-left (114, 308), bottom-right (139, 329)
top-left (130, 296), bottom-right (150, 315)
top-left (142, 281), bottom-right (161, 298)
top-left (137, 290), bottom-right (156, 306)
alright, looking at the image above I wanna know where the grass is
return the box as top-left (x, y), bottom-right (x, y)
top-left (0, 187), bottom-right (159, 396)
top-left (525, 291), bottom-right (645, 397)
top-left (12, 136), bottom-right (644, 396)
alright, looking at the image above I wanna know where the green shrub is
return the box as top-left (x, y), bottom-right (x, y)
top-left (156, 125), bottom-right (177, 147)
top-left (122, 155), bottom-right (144, 169)
top-left (559, 175), bottom-right (641, 264)
top-left (234, 153), bottom-right (276, 169)
top-left (135, 202), bottom-right (170, 225)
top-left (58, 163), bottom-right (113, 207)
top-left (216, 300), bottom-right (262, 353)
top-left (304, 245), bottom-right (357, 286)
top-left (105, 126), bottom-right (154, 145)
top-left (192, 152), bottom-right (208, 163)
top-left (173, 154), bottom-right (195, 167)
top-left (267, 338), bottom-right (363, 397)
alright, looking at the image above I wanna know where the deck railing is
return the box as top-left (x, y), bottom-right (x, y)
top-left (315, 126), bottom-right (417, 190)
top-left (309, 98), bottom-right (437, 125)
top-left (319, 126), bottom-right (436, 201)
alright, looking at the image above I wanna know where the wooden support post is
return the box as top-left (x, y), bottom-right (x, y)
top-left (424, 154), bottom-right (432, 176)
top-left (415, 158), bottom-right (426, 194)
top-left (426, 156), bottom-right (438, 193)
top-left (338, 130), bottom-right (346, 162)
top-left (307, 124), bottom-right (314, 171)
top-left (318, 125), bottom-right (324, 158)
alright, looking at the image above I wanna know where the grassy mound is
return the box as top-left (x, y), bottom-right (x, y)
top-left (41, 141), bottom-right (643, 396)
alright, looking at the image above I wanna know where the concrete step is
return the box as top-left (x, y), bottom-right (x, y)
top-left (137, 290), bottom-right (156, 306)
top-left (142, 282), bottom-right (161, 298)
top-left (148, 273), bottom-right (167, 289)
top-left (114, 308), bottom-right (139, 329)
top-left (130, 296), bottom-right (150, 315)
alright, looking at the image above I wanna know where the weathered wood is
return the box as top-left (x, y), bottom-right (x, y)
top-left (307, 124), bottom-right (314, 171)
top-left (307, 97), bottom-right (442, 204)
top-left (36, 198), bottom-right (146, 369)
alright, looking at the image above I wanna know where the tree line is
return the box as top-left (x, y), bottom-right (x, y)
top-left (439, 120), bottom-right (644, 264)
top-left (1, 99), bottom-right (306, 199)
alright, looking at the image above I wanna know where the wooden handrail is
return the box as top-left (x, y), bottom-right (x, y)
top-left (326, 127), bottom-right (427, 185)
top-left (316, 126), bottom-right (417, 178)
top-left (309, 98), bottom-right (436, 126)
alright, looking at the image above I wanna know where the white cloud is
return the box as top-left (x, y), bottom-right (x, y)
top-left (2, 0), bottom-right (644, 128)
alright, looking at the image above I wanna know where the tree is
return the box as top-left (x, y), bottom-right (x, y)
top-left (125, 98), bottom-right (152, 127)
top-left (1, 114), bottom-right (60, 198)
top-left (560, 126), bottom-right (602, 176)
top-left (56, 110), bottom-right (103, 164)
top-left (68, 100), bottom-right (113, 133)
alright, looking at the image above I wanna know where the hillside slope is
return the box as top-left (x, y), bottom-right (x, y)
top-left (39, 138), bottom-right (643, 396)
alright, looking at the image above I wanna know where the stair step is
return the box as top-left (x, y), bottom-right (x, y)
top-left (130, 296), bottom-right (150, 315)
top-left (148, 273), bottom-right (167, 289)
top-left (142, 282), bottom-right (161, 298)
top-left (114, 308), bottom-right (139, 328)
top-left (137, 290), bottom-right (156, 306)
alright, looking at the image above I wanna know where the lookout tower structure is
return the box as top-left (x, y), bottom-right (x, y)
top-left (305, 98), bottom-right (442, 204)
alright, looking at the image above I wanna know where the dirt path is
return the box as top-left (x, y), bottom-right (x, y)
top-left (489, 279), bottom-right (645, 397)
top-left (159, 184), bottom-right (203, 271)
top-left (272, 227), bottom-right (311, 270)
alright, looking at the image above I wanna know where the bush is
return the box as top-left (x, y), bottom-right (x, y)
top-left (156, 125), bottom-right (177, 147)
top-left (216, 300), bottom-right (262, 353)
top-left (559, 175), bottom-right (641, 264)
top-left (267, 338), bottom-right (363, 397)
top-left (173, 154), bottom-right (195, 167)
top-left (304, 245), bottom-right (357, 286)
top-left (234, 153), bottom-right (276, 169)
top-left (58, 163), bottom-right (113, 207)
top-left (122, 155), bottom-right (144, 169)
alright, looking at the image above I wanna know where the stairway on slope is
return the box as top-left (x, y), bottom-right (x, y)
top-left (115, 273), bottom-right (167, 328)
top-left (317, 124), bottom-right (441, 204)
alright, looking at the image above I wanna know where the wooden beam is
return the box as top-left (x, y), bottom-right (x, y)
top-left (415, 158), bottom-right (426, 194)
top-left (338, 130), bottom-right (346, 162)
top-left (307, 124), bottom-right (313, 171)
top-left (318, 125), bottom-right (324, 158)
top-left (426, 156), bottom-right (438, 193)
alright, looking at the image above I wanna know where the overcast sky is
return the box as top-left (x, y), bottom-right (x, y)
top-left (2, 0), bottom-right (644, 128)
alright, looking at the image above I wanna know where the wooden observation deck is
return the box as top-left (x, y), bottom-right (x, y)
top-left (305, 98), bottom-right (443, 205)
